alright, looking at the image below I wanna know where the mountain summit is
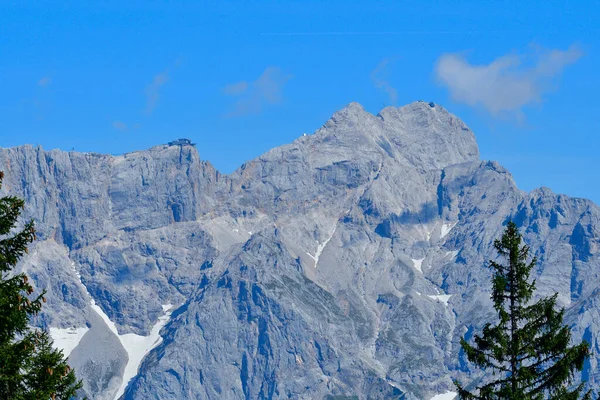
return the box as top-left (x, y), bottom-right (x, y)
top-left (2, 102), bottom-right (599, 399)
top-left (312, 101), bottom-right (479, 169)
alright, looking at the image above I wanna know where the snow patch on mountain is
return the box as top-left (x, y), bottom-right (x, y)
top-left (440, 222), bottom-right (456, 239)
top-left (307, 225), bottom-right (337, 268)
top-left (427, 294), bottom-right (452, 306)
top-left (89, 299), bottom-right (119, 336)
top-left (88, 298), bottom-right (173, 400)
top-left (430, 391), bottom-right (457, 400)
top-left (72, 260), bottom-right (173, 400)
top-left (49, 327), bottom-right (89, 358)
top-left (412, 258), bottom-right (425, 273)
top-left (114, 305), bottom-right (173, 399)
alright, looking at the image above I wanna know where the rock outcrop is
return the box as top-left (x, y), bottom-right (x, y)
top-left (2, 101), bottom-right (599, 399)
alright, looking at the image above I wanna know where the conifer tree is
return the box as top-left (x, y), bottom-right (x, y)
top-left (0, 171), bottom-right (82, 399)
top-left (455, 221), bottom-right (591, 399)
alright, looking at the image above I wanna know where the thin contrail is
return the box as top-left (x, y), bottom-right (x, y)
top-left (260, 30), bottom-right (542, 36)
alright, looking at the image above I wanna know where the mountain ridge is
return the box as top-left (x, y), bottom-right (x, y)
top-left (2, 101), bottom-right (600, 399)
top-left (4, 100), bottom-right (479, 174)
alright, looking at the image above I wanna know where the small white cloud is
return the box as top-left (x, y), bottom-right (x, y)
top-left (113, 121), bottom-right (128, 131)
top-left (223, 66), bottom-right (292, 117)
top-left (223, 81), bottom-right (248, 95)
top-left (435, 44), bottom-right (582, 117)
top-left (38, 77), bottom-right (51, 87)
top-left (144, 69), bottom-right (170, 115)
top-left (371, 58), bottom-right (398, 105)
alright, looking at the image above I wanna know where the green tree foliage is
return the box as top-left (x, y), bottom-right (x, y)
top-left (455, 221), bottom-right (591, 399)
top-left (0, 171), bottom-right (82, 399)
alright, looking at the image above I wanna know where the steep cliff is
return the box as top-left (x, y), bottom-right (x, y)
top-left (3, 101), bottom-right (599, 399)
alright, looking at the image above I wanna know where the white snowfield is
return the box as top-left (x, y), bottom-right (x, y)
top-left (89, 299), bottom-right (174, 400)
top-left (427, 294), bottom-right (452, 306)
top-left (307, 225), bottom-right (337, 268)
top-left (440, 222), bottom-right (456, 239)
top-left (430, 391), bottom-right (458, 400)
top-left (411, 258), bottom-right (425, 273)
top-left (115, 307), bottom-right (173, 400)
top-left (49, 327), bottom-right (89, 358)
top-left (70, 259), bottom-right (174, 400)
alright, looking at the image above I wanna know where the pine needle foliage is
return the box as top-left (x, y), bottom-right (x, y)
top-left (0, 171), bottom-right (82, 399)
top-left (455, 221), bottom-right (592, 400)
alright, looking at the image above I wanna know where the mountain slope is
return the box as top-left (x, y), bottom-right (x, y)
top-left (2, 101), bottom-right (599, 399)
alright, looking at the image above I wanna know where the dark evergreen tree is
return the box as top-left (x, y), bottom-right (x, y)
top-left (0, 171), bottom-right (82, 399)
top-left (455, 221), bottom-right (591, 399)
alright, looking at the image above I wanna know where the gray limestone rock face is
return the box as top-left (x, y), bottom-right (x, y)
top-left (2, 101), bottom-right (600, 399)
top-left (125, 231), bottom-right (405, 400)
top-left (67, 309), bottom-right (128, 400)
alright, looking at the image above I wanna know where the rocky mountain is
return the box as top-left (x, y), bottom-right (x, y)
top-left (2, 100), bottom-right (599, 399)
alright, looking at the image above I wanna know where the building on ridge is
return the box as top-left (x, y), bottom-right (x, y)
top-left (167, 138), bottom-right (196, 147)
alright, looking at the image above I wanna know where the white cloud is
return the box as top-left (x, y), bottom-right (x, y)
top-left (223, 81), bottom-right (248, 95)
top-left (223, 66), bottom-right (292, 117)
top-left (113, 121), bottom-right (128, 131)
top-left (435, 44), bottom-right (582, 117)
top-left (371, 58), bottom-right (398, 105)
top-left (38, 77), bottom-right (51, 87)
top-left (144, 69), bottom-right (170, 115)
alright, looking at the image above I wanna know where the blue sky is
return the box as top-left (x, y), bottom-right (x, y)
top-left (1, 1), bottom-right (599, 203)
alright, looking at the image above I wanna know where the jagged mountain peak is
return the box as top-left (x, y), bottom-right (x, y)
top-left (333, 100), bottom-right (447, 119)
top-left (338, 100), bottom-right (368, 113)
top-left (308, 100), bottom-right (479, 170)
